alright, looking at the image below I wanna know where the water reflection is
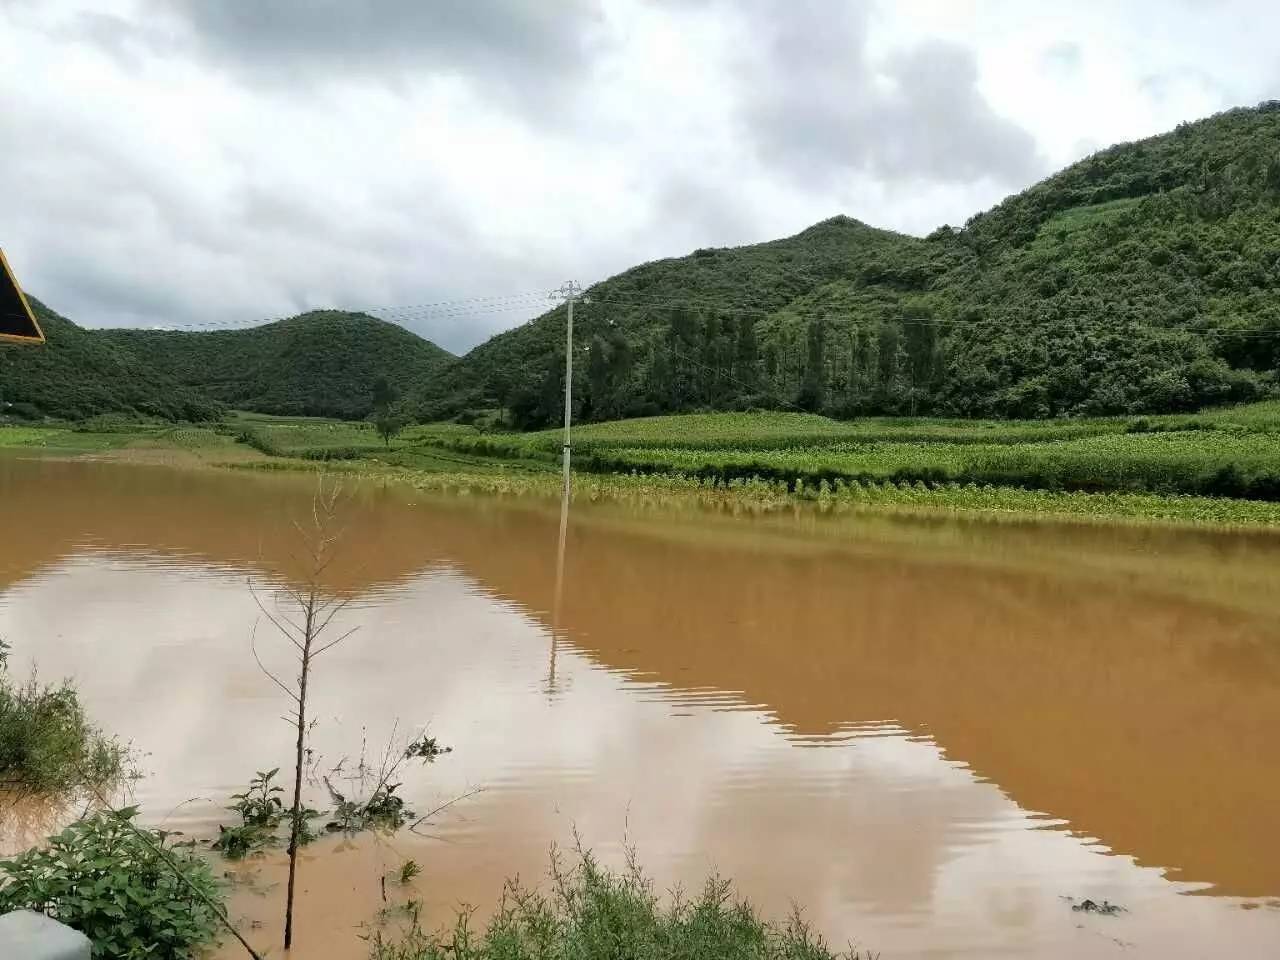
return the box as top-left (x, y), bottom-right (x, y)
top-left (548, 466), bottom-right (570, 697)
top-left (2, 458), bottom-right (1279, 959)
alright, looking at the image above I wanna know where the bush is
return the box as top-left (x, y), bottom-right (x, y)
top-left (0, 809), bottom-right (224, 959)
top-left (369, 850), bottom-right (862, 960)
top-left (0, 642), bottom-right (127, 799)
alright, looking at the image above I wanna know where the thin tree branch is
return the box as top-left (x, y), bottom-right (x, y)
top-left (408, 788), bottom-right (485, 836)
top-left (311, 626), bottom-right (359, 659)
top-left (250, 623), bottom-right (301, 705)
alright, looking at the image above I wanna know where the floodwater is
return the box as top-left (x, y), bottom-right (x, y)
top-left (1, 456), bottom-right (1279, 959)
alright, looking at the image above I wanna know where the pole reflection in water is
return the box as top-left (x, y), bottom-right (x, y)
top-left (548, 461), bottom-right (570, 695)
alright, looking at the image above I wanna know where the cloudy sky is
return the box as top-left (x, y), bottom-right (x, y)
top-left (3, 1), bottom-right (1279, 352)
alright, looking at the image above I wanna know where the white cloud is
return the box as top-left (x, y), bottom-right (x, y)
top-left (3, 0), bottom-right (1279, 351)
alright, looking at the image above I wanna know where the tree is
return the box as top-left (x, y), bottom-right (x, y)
top-left (375, 412), bottom-right (403, 447)
top-left (248, 482), bottom-right (359, 952)
top-left (797, 317), bottom-right (827, 412)
top-left (586, 335), bottom-right (610, 421)
top-left (734, 315), bottom-right (760, 393)
top-left (604, 325), bottom-right (634, 418)
top-left (371, 375), bottom-right (397, 413)
top-left (645, 343), bottom-right (673, 411)
top-left (668, 306), bottom-right (699, 407)
top-left (699, 312), bottom-right (721, 405)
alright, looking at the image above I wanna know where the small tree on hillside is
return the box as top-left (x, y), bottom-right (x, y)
top-left (375, 412), bottom-right (403, 448)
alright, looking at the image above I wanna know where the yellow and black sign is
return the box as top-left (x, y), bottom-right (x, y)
top-left (0, 248), bottom-right (45, 344)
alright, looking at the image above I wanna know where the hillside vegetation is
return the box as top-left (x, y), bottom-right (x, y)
top-left (0, 299), bottom-right (221, 421)
top-left (415, 102), bottom-right (1280, 426)
top-left (101, 312), bottom-right (454, 420)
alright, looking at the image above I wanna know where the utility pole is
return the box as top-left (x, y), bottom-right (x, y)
top-left (551, 280), bottom-right (584, 492)
top-left (549, 280), bottom-right (584, 697)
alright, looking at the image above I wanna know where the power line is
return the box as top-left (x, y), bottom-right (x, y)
top-left (104, 279), bottom-right (1280, 345)
top-left (571, 292), bottom-right (1280, 340)
top-left (127, 289), bottom-right (554, 332)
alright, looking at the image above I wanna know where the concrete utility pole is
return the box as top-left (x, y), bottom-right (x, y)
top-left (549, 280), bottom-right (584, 697)
top-left (552, 280), bottom-right (584, 492)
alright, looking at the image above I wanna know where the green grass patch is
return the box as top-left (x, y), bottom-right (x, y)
top-left (370, 850), bottom-right (863, 960)
top-left (0, 426), bottom-right (63, 447)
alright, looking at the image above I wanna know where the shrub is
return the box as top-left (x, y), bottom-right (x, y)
top-left (0, 642), bottom-right (127, 799)
top-left (369, 850), bottom-right (863, 960)
top-left (0, 809), bottom-right (224, 959)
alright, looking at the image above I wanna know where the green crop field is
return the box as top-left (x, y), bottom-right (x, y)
top-left (420, 402), bottom-right (1280, 501)
top-left (7, 400), bottom-right (1280, 526)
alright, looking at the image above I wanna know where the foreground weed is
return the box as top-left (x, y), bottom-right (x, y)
top-left (368, 849), bottom-right (869, 960)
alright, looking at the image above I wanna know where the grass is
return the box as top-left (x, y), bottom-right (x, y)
top-left (370, 849), bottom-right (864, 960)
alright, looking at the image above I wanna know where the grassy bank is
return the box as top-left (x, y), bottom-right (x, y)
top-left (6, 405), bottom-right (1280, 527)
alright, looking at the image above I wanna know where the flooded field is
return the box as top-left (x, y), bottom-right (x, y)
top-left (2, 456), bottom-right (1279, 958)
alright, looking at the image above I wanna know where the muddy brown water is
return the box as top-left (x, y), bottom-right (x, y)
top-left (1, 456), bottom-right (1279, 958)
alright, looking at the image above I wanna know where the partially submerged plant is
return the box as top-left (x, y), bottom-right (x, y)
top-left (404, 735), bottom-right (452, 763)
top-left (0, 639), bottom-right (130, 803)
top-left (211, 768), bottom-right (323, 859)
top-left (367, 848), bottom-right (869, 960)
top-left (325, 779), bottom-right (413, 835)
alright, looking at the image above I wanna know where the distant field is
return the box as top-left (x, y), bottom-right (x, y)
top-left (436, 401), bottom-right (1280, 454)
top-left (5, 400), bottom-right (1280, 524)
top-left (424, 402), bottom-right (1280, 501)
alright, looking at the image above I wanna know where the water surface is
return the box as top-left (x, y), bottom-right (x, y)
top-left (1, 457), bottom-right (1278, 958)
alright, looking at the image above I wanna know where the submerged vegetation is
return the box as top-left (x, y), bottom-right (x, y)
top-left (0, 640), bottom-right (128, 801)
top-left (370, 850), bottom-right (864, 960)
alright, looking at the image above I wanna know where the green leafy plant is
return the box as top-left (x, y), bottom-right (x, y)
top-left (212, 768), bottom-right (284, 859)
top-left (404, 735), bottom-right (452, 762)
top-left (397, 860), bottom-right (422, 885)
top-left (0, 809), bottom-right (224, 960)
top-left (211, 768), bottom-right (321, 859)
top-left (325, 780), bottom-right (413, 835)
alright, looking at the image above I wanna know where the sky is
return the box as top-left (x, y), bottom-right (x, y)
top-left (2, 0), bottom-right (1279, 353)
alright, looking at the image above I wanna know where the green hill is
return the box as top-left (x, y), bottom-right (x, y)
top-left (0, 298), bottom-right (221, 421)
top-left (418, 102), bottom-right (1280, 426)
top-left (100, 312), bottom-right (455, 420)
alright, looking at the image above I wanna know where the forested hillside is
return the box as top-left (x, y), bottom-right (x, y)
top-left (101, 312), bottom-right (454, 420)
top-left (416, 102), bottom-right (1280, 426)
top-left (0, 299), bottom-right (221, 421)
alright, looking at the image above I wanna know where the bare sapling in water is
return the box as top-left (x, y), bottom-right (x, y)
top-left (248, 476), bottom-right (358, 952)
